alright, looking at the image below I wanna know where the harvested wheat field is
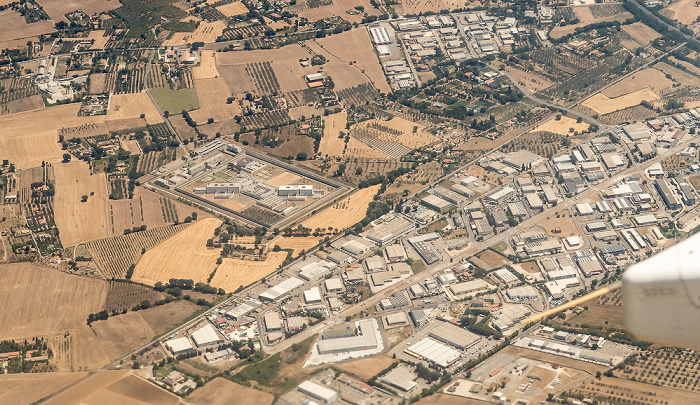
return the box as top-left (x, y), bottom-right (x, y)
top-left (299, 0), bottom-right (380, 24)
top-left (582, 88), bottom-right (660, 115)
top-left (54, 161), bottom-right (110, 247)
top-left (40, 0), bottom-right (120, 22)
top-left (45, 371), bottom-right (179, 405)
top-left (210, 251), bottom-right (288, 292)
top-left (532, 116), bottom-right (589, 136)
top-left (132, 218), bottom-right (222, 286)
top-left (193, 50), bottom-right (220, 79)
top-left (601, 68), bottom-right (674, 98)
top-left (0, 9), bottom-right (55, 42)
top-left (663, 0), bottom-right (700, 25)
top-left (107, 92), bottom-right (162, 125)
top-left (90, 312), bottom-right (156, 361)
top-left (163, 20), bottom-right (226, 47)
top-left (0, 263), bottom-right (107, 340)
top-left (318, 112), bottom-right (389, 159)
top-left (269, 236), bottom-right (321, 256)
top-left (622, 22), bottom-right (661, 45)
top-left (189, 377), bottom-right (274, 405)
top-left (189, 77), bottom-right (242, 123)
top-left (303, 185), bottom-right (380, 230)
top-left (311, 29), bottom-right (391, 93)
top-left (216, 1), bottom-right (249, 16)
top-left (0, 372), bottom-right (89, 405)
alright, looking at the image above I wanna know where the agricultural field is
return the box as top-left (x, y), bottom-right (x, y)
top-left (189, 377), bottom-right (274, 405)
top-left (531, 116), bottom-right (590, 137)
top-left (621, 22), bottom-right (662, 48)
top-left (86, 223), bottom-right (190, 279)
top-left (210, 251), bottom-right (288, 292)
top-left (334, 355), bottom-right (396, 380)
top-left (216, 1), bottom-right (249, 17)
top-left (108, 92), bottom-right (163, 125)
top-left (189, 77), bottom-right (241, 124)
top-left (311, 28), bottom-right (391, 94)
top-left (581, 88), bottom-right (660, 115)
top-left (193, 50), bottom-right (220, 80)
top-left (268, 236), bottom-right (321, 256)
top-left (103, 281), bottom-right (165, 313)
top-left (601, 68), bottom-right (675, 98)
top-left (45, 371), bottom-right (179, 405)
top-left (318, 111), bottom-right (390, 159)
top-left (39, 0), bottom-right (120, 22)
top-left (501, 65), bottom-right (555, 94)
top-left (0, 263), bottom-right (107, 340)
top-left (297, 0), bottom-right (380, 24)
top-left (549, 5), bottom-right (633, 38)
top-left (655, 61), bottom-right (700, 87)
top-left (573, 376), bottom-right (700, 404)
top-left (302, 184), bottom-right (379, 231)
top-left (131, 218), bottom-right (222, 286)
top-left (0, 372), bottom-right (90, 405)
top-left (663, 0), bottom-right (700, 25)
top-left (661, 154), bottom-right (695, 172)
top-left (150, 88), bottom-right (199, 115)
top-left (53, 161), bottom-right (110, 247)
top-left (162, 20), bottom-right (226, 47)
top-left (0, 9), bottom-right (55, 42)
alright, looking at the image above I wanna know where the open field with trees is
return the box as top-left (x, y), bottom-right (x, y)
top-left (132, 218), bottom-right (222, 286)
top-left (531, 116), bottom-right (590, 137)
top-left (269, 236), bottom-right (321, 256)
top-left (54, 161), bottom-right (110, 247)
top-left (318, 111), bottom-right (390, 159)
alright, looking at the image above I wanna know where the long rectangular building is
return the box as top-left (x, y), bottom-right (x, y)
top-left (404, 337), bottom-right (461, 368)
top-left (369, 26), bottom-right (392, 44)
top-left (655, 179), bottom-right (681, 210)
top-left (317, 319), bottom-right (379, 354)
top-left (428, 322), bottom-right (481, 350)
top-left (259, 277), bottom-right (305, 301)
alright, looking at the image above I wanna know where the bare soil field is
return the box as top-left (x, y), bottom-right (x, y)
top-left (163, 20), bottom-right (226, 47)
top-left (39, 0), bottom-right (120, 22)
top-left (265, 172), bottom-right (302, 188)
top-left (210, 251), bottom-right (288, 292)
top-left (501, 345), bottom-right (606, 374)
top-left (193, 50), bottom-right (220, 79)
top-left (189, 77), bottom-right (242, 123)
top-left (87, 30), bottom-right (110, 49)
top-left (216, 1), bottom-right (249, 16)
top-left (132, 218), bottom-right (222, 286)
top-left (601, 68), bottom-right (674, 98)
top-left (0, 263), bottom-right (107, 340)
top-left (0, 372), bottom-right (89, 405)
top-left (532, 116), bottom-right (589, 136)
top-left (334, 355), bottom-right (396, 380)
top-left (189, 377), bottom-right (274, 405)
top-left (54, 161), bottom-right (110, 247)
top-left (310, 28), bottom-right (391, 93)
top-left (269, 235), bottom-right (321, 256)
top-left (663, 0), bottom-right (700, 25)
top-left (0, 9), bottom-right (55, 42)
top-left (302, 184), bottom-right (380, 231)
top-left (298, 0), bottom-right (380, 24)
top-left (621, 22), bottom-right (661, 46)
top-left (464, 164), bottom-right (506, 186)
top-left (476, 249), bottom-right (509, 270)
top-left (46, 371), bottom-right (179, 405)
top-left (582, 88), bottom-right (660, 115)
top-left (90, 73), bottom-right (107, 94)
top-left (570, 300), bottom-right (624, 330)
top-left (539, 210), bottom-right (579, 237)
top-left (270, 60), bottom-right (311, 93)
top-left (108, 92), bottom-right (162, 125)
top-left (318, 111), bottom-right (390, 159)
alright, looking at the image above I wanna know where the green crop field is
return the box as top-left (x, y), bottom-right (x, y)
top-left (150, 88), bottom-right (200, 114)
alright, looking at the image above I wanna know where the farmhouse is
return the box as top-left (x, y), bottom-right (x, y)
top-left (305, 73), bottom-right (325, 83)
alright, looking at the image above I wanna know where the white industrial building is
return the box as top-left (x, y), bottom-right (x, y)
top-left (278, 184), bottom-right (314, 196)
top-left (298, 260), bottom-right (337, 281)
top-left (200, 182), bottom-right (241, 195)
top-left (428, 322), bottom-right (481, 350)
top-left (325, 277), bottom-right (345, 292)
top-left (493, 268), bottom-right (518, 284)
top-left (259, 277), bottom-right (305, 301)
top-left (381, 366), bottom-right (418, 392)
top-left (404, 337), bottom-right (461, 368)
top-left (369, 26), bottom-right (392, 44)
top-left (298, 380), bottom-right (338, 403)
top-left (304, 287), bottom-right (322, 304)
top-left (191, 324), bottom-right (222, 347)
top-left (317, 319), bottom-right (379, 354)
top-left (165, 337), bottom-right (194, 355)
top-left (264, 311), bottom-right (283, 332)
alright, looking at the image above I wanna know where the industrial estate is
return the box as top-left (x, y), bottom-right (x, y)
top-left (3, 0), bottom-right (700, 404)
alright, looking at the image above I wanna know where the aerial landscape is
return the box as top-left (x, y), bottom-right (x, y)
top-left (4, 0), bottom-right (700, 404)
